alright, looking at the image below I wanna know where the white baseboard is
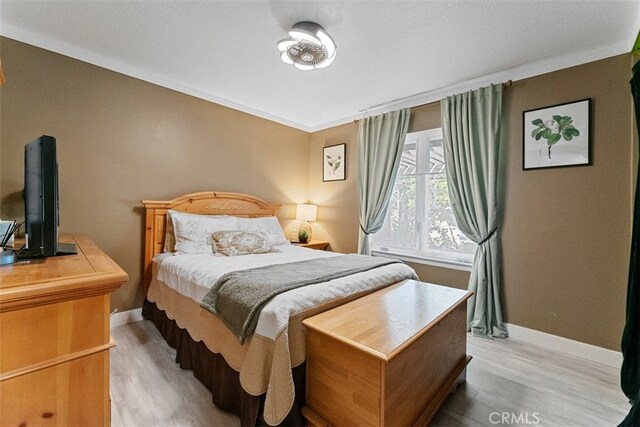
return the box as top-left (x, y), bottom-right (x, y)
top-left (505, 322), bottom-right (622, 369)
top-left (108, 309), bottom-right (622, 368)
top-left (110, 308), bottom-right (143, 328)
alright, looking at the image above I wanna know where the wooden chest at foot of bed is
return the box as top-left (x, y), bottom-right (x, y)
top-left (301, 279), bottom-right (472, 427)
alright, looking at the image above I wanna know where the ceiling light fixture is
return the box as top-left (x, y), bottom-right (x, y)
top-left (277, 21), bottom-right (337, 70)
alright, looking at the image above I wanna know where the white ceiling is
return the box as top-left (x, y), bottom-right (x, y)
top-left (1, 1), bottom-right (639, 132)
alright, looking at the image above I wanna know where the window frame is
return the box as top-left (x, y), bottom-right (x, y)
top-left (371, 128), bottom-right (475, 271)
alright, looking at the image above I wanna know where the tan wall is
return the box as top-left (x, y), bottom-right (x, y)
top-left (501, 54), bottom-right (633, 351)
top-left (1, 36), bottom-right (634, 351)
top-left (308, 54), bottom-right (635, 351)
top-left (308, 123), bottom-right (359, 254)
top-left (0, 38), bottom-right (310, 312)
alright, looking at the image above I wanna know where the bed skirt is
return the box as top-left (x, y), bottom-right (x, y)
top-left (142, 299), bottom-right (306, 427)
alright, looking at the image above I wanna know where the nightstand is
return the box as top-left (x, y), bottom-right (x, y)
top-left (293, 240), bottom-right (329, 251)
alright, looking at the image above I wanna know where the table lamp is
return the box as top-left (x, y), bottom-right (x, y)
top-left (296, 204), bottom-right (317, 243)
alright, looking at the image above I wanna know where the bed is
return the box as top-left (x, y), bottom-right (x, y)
top-left (140, 191), bottom-right (419, 426)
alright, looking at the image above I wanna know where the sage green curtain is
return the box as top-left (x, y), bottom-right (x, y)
top-left (357, 108), bottom-right (411, 255)
top-left (441, 84), bottom-right (507, 338)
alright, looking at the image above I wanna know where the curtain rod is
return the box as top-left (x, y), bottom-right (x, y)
top-left (353, 79), bottom-right (513, 124)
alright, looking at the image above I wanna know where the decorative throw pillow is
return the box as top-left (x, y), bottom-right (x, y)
top-left (172, 212), bottom-right (239, 254)
top-left (237, 216), bottom-right (289, 246)
top-left (211, 231), bottom-right (272, 256)
top-left (163, 210), bottom-right (177, 253)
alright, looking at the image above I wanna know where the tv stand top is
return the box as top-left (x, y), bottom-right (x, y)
top-left (0, 235), bottom-right (127, 312)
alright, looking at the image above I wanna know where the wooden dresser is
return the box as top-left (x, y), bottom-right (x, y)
top-left (302, 280), bottom-right (472, 427)
top-left (0, 235), bottom-right (127, 426)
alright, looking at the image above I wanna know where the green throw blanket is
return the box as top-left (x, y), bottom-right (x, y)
top-left (201, 254), bottom-right (400, 343)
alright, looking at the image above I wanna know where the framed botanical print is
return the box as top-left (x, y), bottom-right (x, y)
top-left (323, 143), bottom-right (346, 181)
top-left (523, 98), bottom-right (591, 170)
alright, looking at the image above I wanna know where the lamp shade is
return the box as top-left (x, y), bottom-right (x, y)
top-left (296, 204), bottom-right (317, 222)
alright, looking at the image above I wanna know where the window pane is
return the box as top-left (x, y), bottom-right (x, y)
top-left (423, 137), bottom-right (475, 258)
top-left (372, 128), bottom-right (476, 263)
top-left (374, 175), bottom-right (418, 252)
top-left (398, 142), bottom-right (417, 176)
top-left (424, 173), bottom-right (476, 257)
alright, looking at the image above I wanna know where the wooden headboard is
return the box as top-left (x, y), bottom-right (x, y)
top-left (141, 191), bottom-right (281, 293)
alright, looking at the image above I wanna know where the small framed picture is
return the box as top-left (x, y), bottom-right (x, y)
top-left (523, 98), bottom-right (591, 170)
top-left (323, 143), bottom-right (346, 181)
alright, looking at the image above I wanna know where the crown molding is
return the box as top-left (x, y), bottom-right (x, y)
top-left (0, 23), bottom-right (313, 132)
top-left (1, 23), bottom-right (631, 134)
top-left (304, 39), bottom-right (631, 132)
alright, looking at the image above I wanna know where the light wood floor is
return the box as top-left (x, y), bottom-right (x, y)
top-left (111, 320), bottom-right (629, 426)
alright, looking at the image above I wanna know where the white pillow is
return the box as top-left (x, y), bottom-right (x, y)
top-left (164, 210), bottom-right (233, 253)
top-left (172, 211), bottom-right (239, 254)
top-left (237, 216), bottom-right (289, 246)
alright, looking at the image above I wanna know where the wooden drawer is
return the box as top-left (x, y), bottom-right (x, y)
top-left (0, 295), bottom-right (110, 373)
top-left (0, 348), bottom-right (111, 426)
top-left (0, 236), bottom-right (126, 427)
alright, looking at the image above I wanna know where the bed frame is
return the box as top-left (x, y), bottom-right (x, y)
top-left (141, 191), bottom-right (281, 294)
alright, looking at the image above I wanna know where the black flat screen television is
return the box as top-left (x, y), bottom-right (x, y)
top-left (23, 135), bottom-right (75, 258)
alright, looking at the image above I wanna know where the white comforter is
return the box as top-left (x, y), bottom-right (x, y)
top-left (156, 244), bottom-right (339, 301)
top-left (155, 245), bottom-right (344, 339)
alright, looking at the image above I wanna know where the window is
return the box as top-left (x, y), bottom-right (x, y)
top-left (371, 128), bottom-right (476, 268)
